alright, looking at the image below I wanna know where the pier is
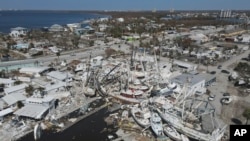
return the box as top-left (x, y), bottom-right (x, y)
top-left (54, 97), bottom-right (101, 120)
top-left (59, 103), bottom-right (109, 133)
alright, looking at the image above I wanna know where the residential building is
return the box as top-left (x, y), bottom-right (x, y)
top-left (44, 82), bottom-right (66, 94)
top-left (173, 60), bottom-right (198, 71)
top-left (14, 96), bottom-right (55, 120)
top-left (197, 73), bottom-right (216, 86)
top-left (4, 83), bottom-right (28, 95)
top-left (19, 67), bottom-right (51, 77)
top-left (0, 78), bottom-right (15, 88)
top-left (0, 108), bottom-right (13, 121)
top-left (9, 27), bottom-right (28, 37)
top-left (49, 24), bottom-right (64, 32)
top-left (171, 73), bottom-right (206, 95)
top-left (67, 23), bottom-right (80, 32)
top-left (12, 43), bottom-right (29, 50)
top-left (46, 71), bottom-right (73, 82)
top-left (2, 92), bottom-right (27, 107)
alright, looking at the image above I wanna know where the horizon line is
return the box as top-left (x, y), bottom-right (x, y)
top-left (1, 9), bottom-right (250, 12)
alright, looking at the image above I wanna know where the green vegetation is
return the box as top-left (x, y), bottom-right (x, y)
top-left (89, 40), bottom-right (94, 47)
top-left (14, 80), bottom-right (23, 85)
top-left (56, 52), bottom-right (61, 60)
top-left (17, 101), bottom-right (24, 109)
top-left (234, 62), bottom-right (250, 76)
top-left (243, 108), bottom-right (250, 124)
top-left (0, 70), bottom-right (7, 78)
top-left (71, 35), bottom-right (80, 48)
top-left (109, 26), bottom-right (123, 38)
top-left (25, 85), bottom-right (34, 96)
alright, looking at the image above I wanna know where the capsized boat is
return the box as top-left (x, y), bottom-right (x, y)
top-left (163, 124), bottom-right (182, 141)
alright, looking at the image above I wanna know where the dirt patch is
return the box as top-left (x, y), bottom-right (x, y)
top-left (220, 81), bottom-right (250, 125)
top-left (221, 99), bottom-right (250, 125)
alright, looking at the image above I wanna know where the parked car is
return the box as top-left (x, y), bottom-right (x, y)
top-left (241, 58), bottom-right (249, 61)
top-left (221, 96), bottom-right (233, 105)
top-left (221, 70), bottom-right (230, 74)
top-left (223, 93), bottom-right (230, 96)
top-left (70, 52), bottom-right (76, 56)
top-left (217, 65), bottom-right (222, 69)
top-left (210, 71), bottom-right (216, 74)
top-left (208, 94), bottom-right (215, 101)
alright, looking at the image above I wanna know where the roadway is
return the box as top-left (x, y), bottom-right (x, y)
top-left (0, 47), bottom-right (105, 68)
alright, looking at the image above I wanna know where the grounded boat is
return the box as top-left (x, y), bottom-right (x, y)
top-left (130, 101), bottom-right (151, 127)
top-left (150, 112), bottom-right (165, 138)
top-left (151, 82), bottom-right (179, 96)
top-left (120, 89), bottom-right (144, 98)
top-left (157, 106), bottom-right (226, 141)
top-left (221, 96), bottom-right (233, 104)
top-left (83, 86), bottom-right (95, 96)
top-left (163, 124), bottom-right (182, 141)
top-left (110, 92), bottom-right (142, 104)
top-left (181, 134), bottom-right (190, 141)
top-left (129, 84), bottom-right (149, 91)
top-left (34, 123), bottom-right (42, 140)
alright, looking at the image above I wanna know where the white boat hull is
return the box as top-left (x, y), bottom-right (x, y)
top-left (34, 123), bottom-right (42, 140)
top-left (163, 124), bottom-right (182, 141)
top-left (131, 107), bottom-right (150, 127)
top-left (150, 112), bottom-right (165, 137)
top-left (157, 108), bottom-right (224, 141)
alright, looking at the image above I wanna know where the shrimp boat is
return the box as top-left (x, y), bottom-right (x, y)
top-left (156, 101), bottom-right (226, 141)
top-left (130, 101), bottom-right (151, 127)
top-left (150, 112), bottom-right (165, 138)
top-left (163, 124), bottom-right (182, 141)
top-left (109, 86), bottom-right (146, 103)
top-left (34, 123), bottom-right (42, 140)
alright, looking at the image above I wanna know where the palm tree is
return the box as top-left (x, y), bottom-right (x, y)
top-left (243, 108), bottom-right (250, 124)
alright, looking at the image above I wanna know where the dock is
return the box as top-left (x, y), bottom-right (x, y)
top-left (11, 128), bottom-right (33, 141)
top-left (59, 103), bottom-right (109, 133)
top-left (54, 97), bottom-right (101, 120)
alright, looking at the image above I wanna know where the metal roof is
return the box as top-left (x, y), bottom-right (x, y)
top-left (0, 108), bottom-right (13, 117)
top-left (0, 78), bottom-right (15, 84)
top-left (19, 67), bottom-right (50, 74)
top-left (171, 73), bottom-right (205, 87)
top-left (14, 104), bottom-right (49, 119)
top-left (4, 83), bottom-right (28, 94)
top-left (47, 71), bottom-right (73, 81)
top-left (2, 93), bottom-right (27, 106)
top-left (45, 82), bottom-right (66, 92)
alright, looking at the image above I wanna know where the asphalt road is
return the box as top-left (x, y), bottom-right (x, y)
top-left (0, 48), bottom-right (105, 68)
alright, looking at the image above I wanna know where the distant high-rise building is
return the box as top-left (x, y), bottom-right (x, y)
top-left (152, 8), bottom-right (157, 13)
top-left (220, 9), bottom-right (231, 18)
top-left (170, 8), bottom-right (174, 13)
top-left (220, 10), bottom-right (224, 18)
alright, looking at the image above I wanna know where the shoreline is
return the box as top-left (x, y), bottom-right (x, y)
top-left (17, 102), bottom-right (111, 141)
top-left (0, 11), bottom-right (110, 33)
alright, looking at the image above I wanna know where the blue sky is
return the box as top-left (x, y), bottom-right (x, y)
top-left (0, 0), bottom-right (249, 10)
